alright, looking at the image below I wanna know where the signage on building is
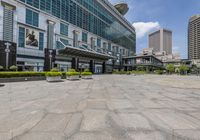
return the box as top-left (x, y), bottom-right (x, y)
top-left (25, 28), bottom-right (39, 48)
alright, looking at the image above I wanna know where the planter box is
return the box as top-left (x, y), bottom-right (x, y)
top-left (82, 75), bottom-right (93, 79)
top-left (67, 75), bottom-right (80, 80)
top-left (46, 76), bottom-right (62, 82)
top-left (0, 77), bottom-right (46, 83)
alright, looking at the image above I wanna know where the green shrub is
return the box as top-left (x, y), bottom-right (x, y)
top-left (45, 72), bottom-right (62, 77)
top-left (131, 71), bottom-right (147, 75)
top-left (68, 69), bottom-right (76, 72)
top-left (84, 69), bottom-right (90, 72)
top-left (155, 70), bottom-right (163, 75)
top-left (136, 66), bottom-right (146, 71)
top-left (0, 72), bottom-right (46, 78)
top-left (66, 69), bottom-right (79, 76)
top-left (179, 65), bottom-right (189, 75)
top-left (166, 64), bottom-right (175, 74)
top-left (51, 68), bottom-right (59, 72)
top-left (112, 70), bottom-right (132, 75)
top-left (9, 65), bottom-right (18, 71)
top-left (81, 72), bottom-right (92, 76)
top-left (66, 72), bottom-right (79, 76)
top-left (0, 66), bottom-right (3, 71)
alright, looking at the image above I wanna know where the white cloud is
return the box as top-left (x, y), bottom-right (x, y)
top-left (133, 22), bottom-right (160, 38)
top-left (173, 46), bottom-right (180, 53)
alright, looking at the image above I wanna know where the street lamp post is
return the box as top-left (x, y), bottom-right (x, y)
top-left (4, 42), bottom-right (11, 70)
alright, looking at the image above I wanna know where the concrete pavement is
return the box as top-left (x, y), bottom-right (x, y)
top-left (0, 75), bottom-right (200, 140)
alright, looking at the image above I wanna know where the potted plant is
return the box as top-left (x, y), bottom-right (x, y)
top-left (81, 69), bottom-right (93, 79)
top-left (66, 69), bottom-right (80, 80)
top-left (46, 68), bottom-right (62, 82)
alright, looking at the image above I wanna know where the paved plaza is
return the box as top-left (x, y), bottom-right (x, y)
top-left (0, 75), bottom-right (200, 140)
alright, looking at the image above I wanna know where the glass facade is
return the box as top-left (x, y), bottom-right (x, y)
top-left (39, 32), bottom-right (44, 50)
top-left (26, 9), bottom-right (39, 27)
top-left (19, 0), bottom-right (136, 54)
top-left (97, 38), bottom-right (101, 47)
top-left (60, 23), bottom-right (68, 36)
top-left (18, 27), bottom-right (25, 48)
top-left (82, 32), bottom-right (88, 43)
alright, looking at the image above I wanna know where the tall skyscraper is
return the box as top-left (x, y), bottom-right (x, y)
top-left (149, 28), bottom-right (172, 55)
top-left (188, 14), bottom-right (200, 60)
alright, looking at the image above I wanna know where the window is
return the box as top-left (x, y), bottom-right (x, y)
top-left (39, 32), bottom-right (44, 50)
top-left (60, 23), bottom-right (68, 36)
top-left (82, 44), bottom-right (88, 49)
top-left (57, 38), bottom-right (69, 49)
top-left (18, 27), bottom-right (25, 48)
top-left (26, 9), bottom-right (39, 27)
top-left (60, 38), bottom-right (69, 46)
top-left (108, 43), bottom-right (111, 51)
top-left (82, 32), bottom-right (88, 43)
top-left (97, 38), bottom-right (101, 47)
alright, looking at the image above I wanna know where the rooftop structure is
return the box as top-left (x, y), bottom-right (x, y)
top-left (114, 2), bottom-right (129, 15)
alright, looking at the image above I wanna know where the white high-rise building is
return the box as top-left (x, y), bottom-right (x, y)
top-left (188, 14), bottom-right (200, 60)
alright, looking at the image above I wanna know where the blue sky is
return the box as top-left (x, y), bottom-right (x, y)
top-left (109, 0), bottom-right (200, 58)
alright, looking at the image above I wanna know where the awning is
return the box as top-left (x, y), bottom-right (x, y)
top-left (57, 41), bottom-right (115, 60)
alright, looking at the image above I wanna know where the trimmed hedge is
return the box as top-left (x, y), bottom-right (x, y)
top-left (112, 70), bottom-right (147, 75)
top-left (51, 68), bottom-right (59, 72)
top-left (66, 71), bottom-right (79, 76)
top-left (0, 72), bottom-right (46, 78)
top-left (46, 72), bottom-right (62, 77)
top-left (66, 69), bottom-right (79, 76)
top-left (81, 72), bottom-right (92, 76)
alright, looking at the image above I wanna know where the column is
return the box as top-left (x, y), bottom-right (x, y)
top-left (71, 58), bottom-right (76, 70)
top-left (90, 60), bottom-right (95, 73)
top-left (47, 20), bottom-right (55, 49)
top-left (2, 2), bottom-right (15, 42)
top-left (102, 62), bottom-right (106, 74)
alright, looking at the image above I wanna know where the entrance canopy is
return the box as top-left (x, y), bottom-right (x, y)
top-left (57, 41), bottom-right (114, 60)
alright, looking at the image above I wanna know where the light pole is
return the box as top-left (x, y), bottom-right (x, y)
top-left (4, 42), bottom-right (11, 70)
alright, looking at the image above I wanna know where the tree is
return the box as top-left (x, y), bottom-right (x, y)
top-left (166, 64), bottom-right (175, 74)
top-left (179, 65), bottom-right (189, 75)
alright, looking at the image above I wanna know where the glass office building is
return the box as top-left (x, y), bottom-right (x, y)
top-left (0, 0), bottom-right (136, 73)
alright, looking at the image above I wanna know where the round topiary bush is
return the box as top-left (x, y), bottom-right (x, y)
top-left (66, 69), bottom-right (79, 76)
top-left (9, 65), bottom-right (18, 71)
top-left (51, 68), bottom-right (59, 72)
top-left (45, 72), bottom-right (62, 77)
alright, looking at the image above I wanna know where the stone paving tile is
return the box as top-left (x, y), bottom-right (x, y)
top-left (0, 132), bottom-right (12, 140)
top-left (68, 131), bottom-right (117, 140)
top-left (80, 109), bottom-right (109, 131)
top-left (110, 112), bottom-right (152, 130)
top-left (64, 113), bottom-right (83, 137)
top-left (173, 129), bottom-right (200, 140)
top-left (31, 113), bottom-right (72, 132)
top-left (13, 132), bottom-right (66, 140)
top-left (0, 75), bottom-right (200, 140)
top-left (125, 131), bottom-right (172, 140)
top-left (107, 99), bottom-right (134, 110)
